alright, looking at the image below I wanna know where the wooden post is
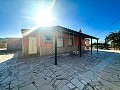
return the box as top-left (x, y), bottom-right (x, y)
top-left (79, 36), bottom-right (81, 57)
top-left (55, 30), bottom-right (57, 65)
top-left (97, 39), bottom-right (98, 52)
top-left (91, 38), bottom-right (92, 54)
top-left (114, 43), bottom-right (115, 50)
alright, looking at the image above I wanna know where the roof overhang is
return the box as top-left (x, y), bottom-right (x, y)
top-left (21, 25), bottom-right (99, 40)
top-left (54, 26), bottom-right (99, 40)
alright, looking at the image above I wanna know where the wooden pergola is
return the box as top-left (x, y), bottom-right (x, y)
top-left (54, 26), bottom-right (99, 65)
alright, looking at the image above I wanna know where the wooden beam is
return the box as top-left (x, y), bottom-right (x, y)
top-left (55, 30), bottom-right (57, 65)
top-left (91, 38), bottom-right (92, 54)
top-left (97, 39), bottom-right (98, 52)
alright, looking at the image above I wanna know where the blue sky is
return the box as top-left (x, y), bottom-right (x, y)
top-left (0, 0), bottom-right (120, 42)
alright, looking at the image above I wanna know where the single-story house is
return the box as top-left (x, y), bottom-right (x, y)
top-left (21, 26), bottom-right (98, 58)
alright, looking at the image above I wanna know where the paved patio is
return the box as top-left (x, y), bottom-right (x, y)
top-left (0, 50), bottom-right (120, 90)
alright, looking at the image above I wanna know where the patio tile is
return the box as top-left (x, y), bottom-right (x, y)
top-left (0, 83), bottom-right (9, 90)
top-left (81, 80), bottom-right (87, 84)
top-left (50, 78), bottom-right (56, 86)
top-left (1, 76), bottom-right (11, 84)
top-left (43, 68), bottom-right (53, 77)
top-left (55, 70), bottom-right (64, 76)
top-left (19, 69), bottom-right (30, 76)
top-left (11, 86), bottom-right (18, 90)
top-left (74, 88), bottom-right (79, 90)
top-left (18, 74), bottom-right (33, 88)
top-left (10, 79), bottom-right (19, 89)
top-left (56, 80), bottom-right (68, 90)
top-left (19, 84), bottom-right (37, 90)
top-left (67, 82), bottom-right (75, 89)
top-left (45, 77), bottom-right (53, 84)
top-left (37, 83), bottom-right (54, 90)
top-left (78, 74), bottom-right (91, 83)
top-left (97, 77), bottom-right (120, 90)
top-left (32, 72), bottom-right (46, 82)
top-left (19, 79), bottom-right (32, 88)
top-left (61, 85), bottom-right (70, 90)
top-left (71, 77), bottom-right (84, 90)
top-left (81, 71), bottom-right (96, 80)
top-left (55, 80), bottom-right (61, 86)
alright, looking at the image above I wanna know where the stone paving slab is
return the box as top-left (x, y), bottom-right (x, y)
top-left (84, 53), bottom-right (120, 90)
top-left (71, 77), bottom-right (84, 89)
top-left (19, 84), bottom-right (37, 90)
top-left (67, 82), bottom-right (75, 89)
top-left (61, 85), bottom-right (70, 90)
top-left (0, 50), bottom-right (120, 90)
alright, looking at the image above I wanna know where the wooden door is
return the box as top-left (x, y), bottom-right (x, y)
top-left (29, 37), bottom-right (37, 54)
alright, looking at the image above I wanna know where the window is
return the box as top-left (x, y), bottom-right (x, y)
top-left (57, 37), bottom-right (64, 47)
top-left (69, 38), bottom-right (74, 46)
top-left (45, 34), bottom-right (52, 44)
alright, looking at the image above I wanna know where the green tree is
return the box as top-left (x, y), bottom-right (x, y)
top-left (105, 31), bottom-right (120, 49)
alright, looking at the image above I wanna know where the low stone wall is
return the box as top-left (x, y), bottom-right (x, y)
top-left (22, 47), bottom-right (28, 55)
top-left (39, 46), bottom-right (84, 56)
top-left (40, 46), bottom-right (55, 56)
top-left (22, 45), bottom-right (85, 56)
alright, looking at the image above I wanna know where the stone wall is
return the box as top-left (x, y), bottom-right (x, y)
top-left (39, 46), bottom-right (85, 56)
top-left (40, 47), bottom-right (55, 56)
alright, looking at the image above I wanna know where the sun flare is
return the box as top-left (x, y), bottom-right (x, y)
top-left (34, 9), bottom-right (53, 27)
top-left (23, 0), bottom-right (56, 36)
top-left (23, 0), bottom-right (56, 27)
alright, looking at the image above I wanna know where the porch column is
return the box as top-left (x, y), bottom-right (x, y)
top-left (55, 30), bottom-right (57, 65)
top-left (79, 36), bottom-right (82, 57)
top-left (91, 38), bottom-right (92, 54)
top-left (97, 39), bottom-right (98, 52)
top-left (114, 43), bottom-right (115, 50)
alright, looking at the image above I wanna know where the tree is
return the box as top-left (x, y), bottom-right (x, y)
top-left (105, 30), bottom-right (120, 50)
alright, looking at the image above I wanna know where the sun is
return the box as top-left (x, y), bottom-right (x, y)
top-left (22, 0), bottom-right (56, 36)
top-left (34, 9), bottom-right (53, 27)
top-left (24, 0), bottom-right (56, 27)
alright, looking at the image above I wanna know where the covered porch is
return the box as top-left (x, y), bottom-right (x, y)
top-left (54, 27), bottom-right (99, 65)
